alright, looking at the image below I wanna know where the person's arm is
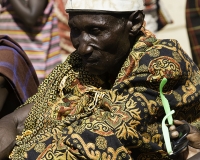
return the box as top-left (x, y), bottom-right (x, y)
top-left (0, 76), bottom-right (8, 112)
top-left (0, 103), bottom-right (33, 159)
top-left (9, 0), bottom-right (48, 27)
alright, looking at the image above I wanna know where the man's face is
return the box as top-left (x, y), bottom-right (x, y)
top-left (68, 13), bottom-right (131, 76)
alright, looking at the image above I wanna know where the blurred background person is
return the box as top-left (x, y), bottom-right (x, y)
top-left (185, 0), bottom-right (200, 68)
top-left (144, 0), bottom-right (173, 33)
top-left (54, 0), bottom-right (75, 58)
top-left (0, 0), bottom-right (62, 83)
top-left (0, 35), bottom-right (39, 118)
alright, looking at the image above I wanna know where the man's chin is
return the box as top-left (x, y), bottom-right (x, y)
top-left (84, 67), bottom-right (105, 76)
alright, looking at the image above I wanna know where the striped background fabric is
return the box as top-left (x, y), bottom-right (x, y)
top-left (54, 0), bottom-right (75, 55)
top-left (0, 0), bottom-right (62, 83)
top-left (186, 0), bottom-right (200, 68)
top-left (0, 35), bottom-right (39, 117)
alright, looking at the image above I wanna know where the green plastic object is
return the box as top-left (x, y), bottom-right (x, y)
top-left (162, 110), bottom-right (175, 155)
top-left (159, 77), bottom-right (175, 155)
top-left (159, 78), bottom-right (173, 125)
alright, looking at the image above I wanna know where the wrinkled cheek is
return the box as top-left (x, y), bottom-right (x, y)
top-left (70, 37), bottom-right (79, 49)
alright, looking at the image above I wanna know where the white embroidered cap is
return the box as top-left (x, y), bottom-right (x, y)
top-left (65, 0), bottom-right (144, 12)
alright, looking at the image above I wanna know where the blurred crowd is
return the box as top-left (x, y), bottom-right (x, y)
top-left (0, 0), bottom-right (75, 83)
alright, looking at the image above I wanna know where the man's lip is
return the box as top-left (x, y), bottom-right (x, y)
top-left (82, 57), bottom-right (98, 63)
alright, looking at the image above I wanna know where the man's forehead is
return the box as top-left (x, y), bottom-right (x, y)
top-left (68, 13), bottom-right (120, 27)
top-left (65, 0), bottom-right (144, 13)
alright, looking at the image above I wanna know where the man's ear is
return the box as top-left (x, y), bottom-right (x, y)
top-left (128, 11), bottom-right (144, 37)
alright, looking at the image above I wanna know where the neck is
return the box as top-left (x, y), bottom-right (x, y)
top-left (109, 48), bottom-right (131, 78)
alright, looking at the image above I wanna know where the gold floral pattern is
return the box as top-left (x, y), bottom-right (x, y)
top-left (34, 143), bottom-right (46, 153)
top-left (10, 31), bottom-right (200, 160)
top-left (96, 136), bottom-right (107, 150)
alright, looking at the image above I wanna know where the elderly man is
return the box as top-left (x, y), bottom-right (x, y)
top-left (0, 0), bottom-right (200, 159)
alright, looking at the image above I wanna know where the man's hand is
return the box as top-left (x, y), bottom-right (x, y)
top-left (169, 120), bottom-right (200, 159)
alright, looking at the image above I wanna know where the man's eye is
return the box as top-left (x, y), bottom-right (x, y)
top-left (89, 28), bottom-right (101, 35)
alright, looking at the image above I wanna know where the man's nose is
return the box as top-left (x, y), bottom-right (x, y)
top-left (77, 32), bottom-right (93, 55)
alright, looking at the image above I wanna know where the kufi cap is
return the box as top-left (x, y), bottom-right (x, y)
top-left (65, 0), bottom-right (144, 13)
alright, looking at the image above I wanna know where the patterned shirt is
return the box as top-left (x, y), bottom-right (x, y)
top-left (10, 30), bottom-right (200, 160)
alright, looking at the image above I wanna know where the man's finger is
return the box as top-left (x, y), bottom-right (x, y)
top-left (170, 130), bottom-right (179, 138)
top-left (173, 120), bottom-right (185, 125)
top-left (169, 125), bottom-right (176, 131)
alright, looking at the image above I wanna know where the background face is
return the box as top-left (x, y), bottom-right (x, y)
top-left (69, 13), bottom-right (131, 76)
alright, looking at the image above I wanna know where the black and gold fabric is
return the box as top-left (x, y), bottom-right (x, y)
top-left (10, 30), bottom-right (200, 160)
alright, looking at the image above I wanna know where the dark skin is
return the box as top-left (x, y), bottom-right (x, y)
top-left (9, 0), bottom-right (48, 27)
top-left (0, 76), bottom-right (8, 112)
top-left (0, 103), bottom-right (33, 159)
top-left (0, 76), bottom-right (31, 159)
top-left (68, 11), bottom-right (144, 80)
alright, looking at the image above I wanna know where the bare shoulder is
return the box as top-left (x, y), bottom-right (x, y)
top-left (0, 103), bottom-right (33, 159)
top-left (0, 102), bottom-right (33, 139)
top-left (13, 103), bottom-right (33, 134)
